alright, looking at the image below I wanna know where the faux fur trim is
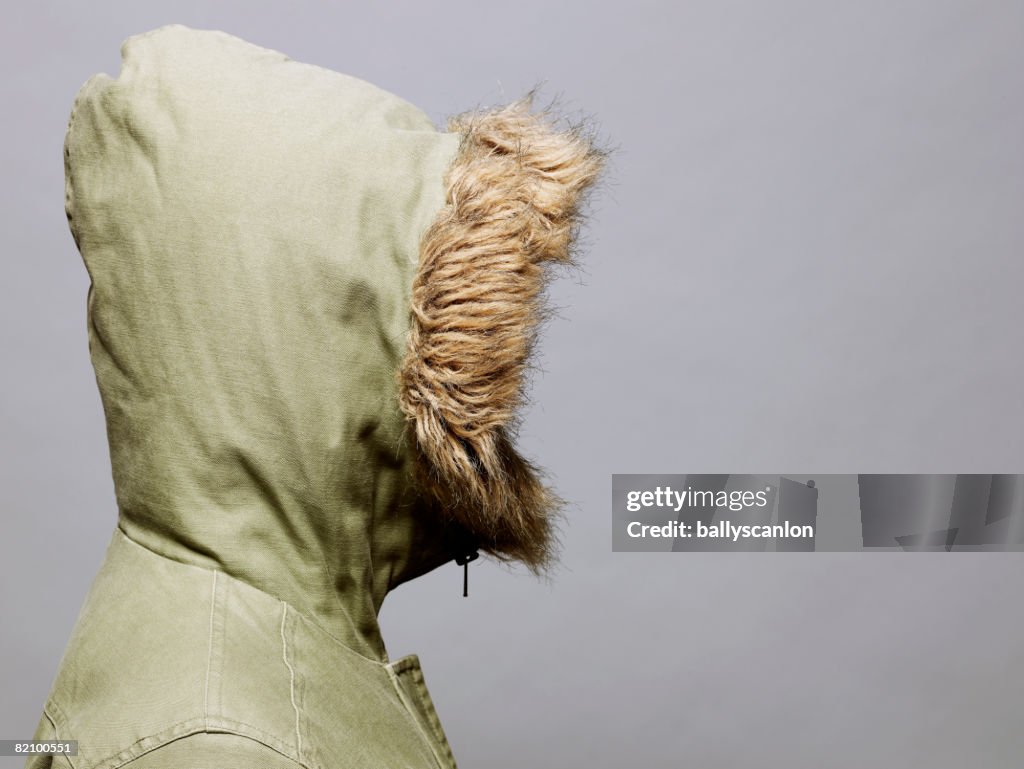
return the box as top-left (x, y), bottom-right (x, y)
top-left (398, 92), bottom-right (606, 571)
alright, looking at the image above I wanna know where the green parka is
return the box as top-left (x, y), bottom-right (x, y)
top-left (26, 24), bottom-right (603, 769)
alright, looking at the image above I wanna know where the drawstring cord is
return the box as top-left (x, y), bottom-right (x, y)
top-left (454, 550), bottom-right (479, 597)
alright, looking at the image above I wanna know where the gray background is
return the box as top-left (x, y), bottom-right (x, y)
top-left (3, 1), bottom-right (1023, 767)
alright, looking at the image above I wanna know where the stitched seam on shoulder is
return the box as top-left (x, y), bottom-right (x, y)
top-left (204, 570), bottom-right (218, 729)
top-left (98, 716), bottom-right (306, 769)
top-left (280, 602), bottom-right (303, 759)
top-left (114, 730), bottom-right (310, 769)
top-left (101, 717), bottom-right (209, 769)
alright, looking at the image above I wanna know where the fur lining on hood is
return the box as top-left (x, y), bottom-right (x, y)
top-left (398, 94), bottom-right (606, 572)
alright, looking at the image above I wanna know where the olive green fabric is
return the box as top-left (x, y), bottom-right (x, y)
top-left (27, 24), bottom-right (470, 769)
top-left (27, 528), bottom-right (457, 769)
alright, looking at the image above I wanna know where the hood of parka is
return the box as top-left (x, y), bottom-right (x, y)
top-left (66, 24), bottom-right (606, 664)
top-left (65, 25), bottom-right (469, 661)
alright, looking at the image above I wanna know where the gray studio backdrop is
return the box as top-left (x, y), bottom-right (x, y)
top-left (3, 2), bottom-right (1023, 767)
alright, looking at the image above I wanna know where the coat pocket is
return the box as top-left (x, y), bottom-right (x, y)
top-left (385, 655), bottom-right (457, 769)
